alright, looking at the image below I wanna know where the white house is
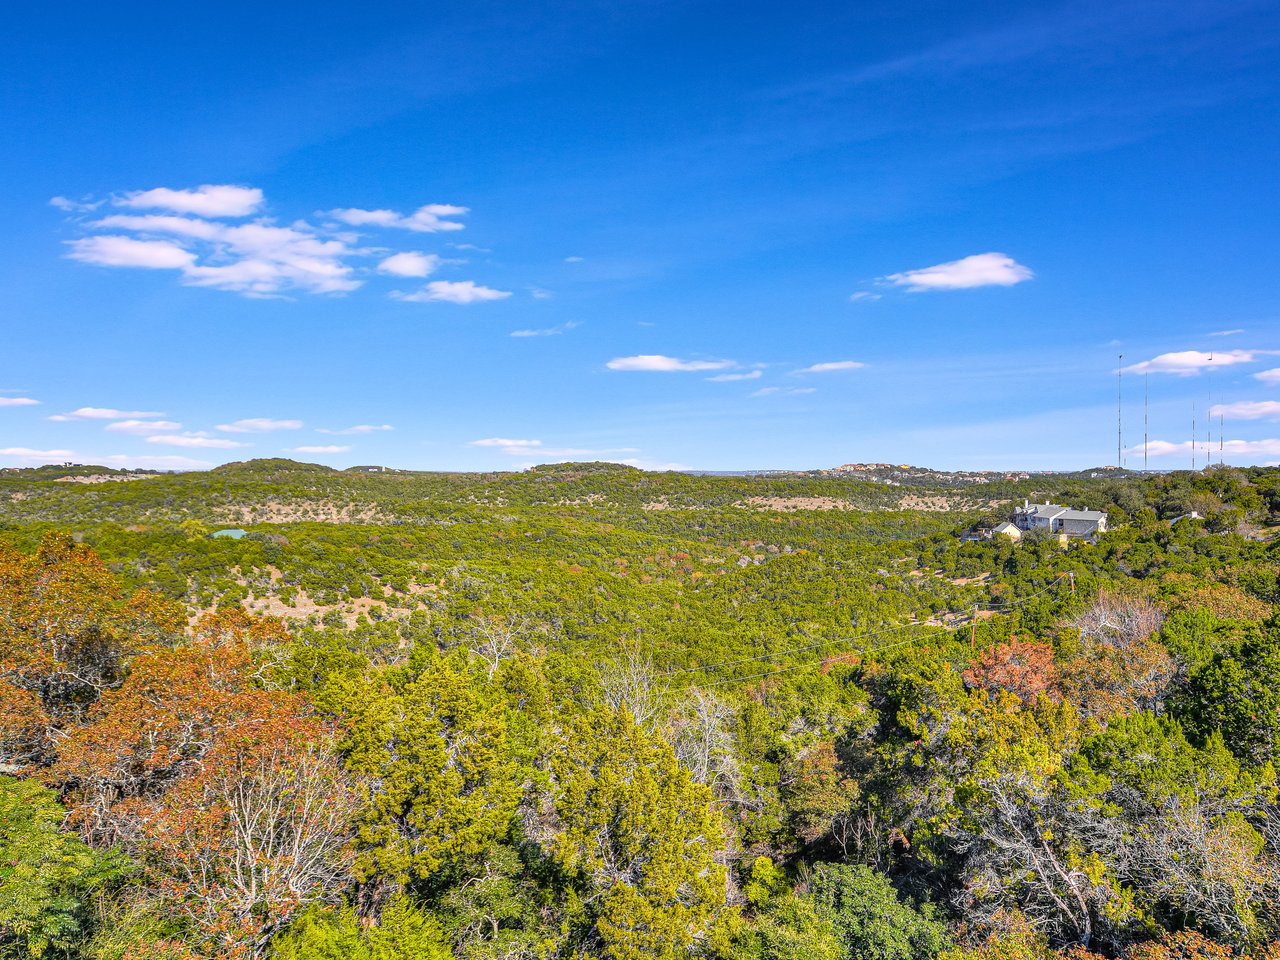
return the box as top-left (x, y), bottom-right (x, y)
top-left (1014, 500), bottom-right (1108, 538)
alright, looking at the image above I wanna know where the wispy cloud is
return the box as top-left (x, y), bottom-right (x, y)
top-left (49, 407), bottom-right (164, 421)
top-left (49, 196), bottom-right (102, 213)
top-left (377, 252), bottom-right (440, 277)
top-left (59, 186), bottom-right (483, 298)
top-left (104, 419), bottom-right (182, 434)
top-left (328, 204), bottom-right (468, 233)
top-left (394, 280), bottom-right (512, 304)
top-left (564, 256), bottom-right (584, 263)
top-left (68, 235), bottom-right (196, 270)
top-left (795, 360), bottom-right (866, 374)
top-left (882, 252), bottom-right (1033, 292)
top-left (1209, 329), bottom-right (1245, 337)
top-left (511, 321), bottom-right (580, 338)
top-left (1209, 400), bottom-right (1280, 421)
top-left (317, 424), bottom-right (394, 435)
top-left (848, 291), bottom-right (882, 302)
top-left (1133, 438), bottom-right (1280, 458)
top-left (216, 418), bottom-right (303, 433)
top-left (1122, 349), bottom-right (1266, 376)
top-left (0, 447), bottom-right (74, 462)
top-left (95, 454), bottom-right (210, 470)
top-left (147, 434), bottom-right (249, 449)
top-left (72, 213), bottom-right (358, 296)
top-left (606, 355), bottom-right (734, 372)
top-left (471, 437), bottom-right (542, 448)
top-left (752, 386), bottom-right (817, 397)
top-left (1255, 368), bottom-right (1280, 385)
top-left (0, 397), bottom-right (39, 407)
top-left (706, 370), bottom-right (762, 382)
top-left (289, 445), bottom-right (351, 454)
top-left (115, 184), bottom-right (264, 218)
top-left (471, 437), bottom-right (639, 459)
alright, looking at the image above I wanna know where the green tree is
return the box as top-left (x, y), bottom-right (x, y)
top-left (1177, 620), bottom-right (1280, 766)
top-left (0, 776), bottom-right (118, 959)
top-left (337, 655), bottom-right (520, 887)
top-left (807, 863), bottom-right (949, 960)
top-left (270, 897), bottom-right (450, 960)
top-left (542, 709), bottom-right (734, 960)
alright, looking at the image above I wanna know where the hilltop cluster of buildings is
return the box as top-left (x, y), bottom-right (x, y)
top-left (826, 463), bottom-right (1034, 486)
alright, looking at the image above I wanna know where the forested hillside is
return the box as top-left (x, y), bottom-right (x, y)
top-left (3, 460), bottom-right (1280, 960)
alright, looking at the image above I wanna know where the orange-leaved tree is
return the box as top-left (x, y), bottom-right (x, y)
top-left (0, 533), bottom-right (184, 764)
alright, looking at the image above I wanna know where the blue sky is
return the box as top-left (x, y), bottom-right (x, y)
top-left (4, 0), bottom-right (1280, 472)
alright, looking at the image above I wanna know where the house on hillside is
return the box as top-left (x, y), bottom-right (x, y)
top-left (993, 521), bottom-right (1022, 541)
top-left (1014, 501), bottom-right (1107, 538)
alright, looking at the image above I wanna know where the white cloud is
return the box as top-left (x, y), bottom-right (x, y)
top-left (67, 235), bottom-right (196, 270)
top-left (74, 213), bottom-right (360, 296)
top-left (104, 419), bottom-right (182, 434)
top-left (1209, 329), bottom-right (1244, 337)
top-left (50, 407), bottom-right (164, 421)
top-left (510, 321), bottom-right (580, 338)
top-left (146, 434), bottom-right (249, 449)
top-left (882, 252), bottom-right (1033, 292)
top-left (394, 280), bottom-right (512, 304)
top-left (116, 184), bottom-right (263, 218)
top-left (49, 196), bottom-right (101, 213)
top-left (329, 203), bottom-right (468, 233)
top-left (1255, 368), bottom-right (1280, 385)
top-left (93, 214), bottom-right (222, 240)
top-left (94, 458), bottom-right (212, 473)
top-left (472, 437), bottom-right (640, 459)
top-left (0, 397), bottom-right (39, 407)
top-left (96, 454), bottom-right (211, 470)
top-left (1132, 438), bottom-right (1280, 458)
top-left (529, 287), bottom-right (554, 300)
top-left (795, 360), bottom-right (866, 374)
top-left (564, 256), bottom-right (584, 263)
top-left (0, 447), bottom-right (74, 462)
top-left (1122, 350), bottom-right (1264, 376)
top-left (1209, 401), bottom-right (1280, 421)
top-left (848, 291), bottom-right (882, 302)
top-left (610, 457), bottom-right (687, 471)
top-left (752, 387), bottom-right (817, 397)
top-left (470, 437), bottom-right (542, 448)
top-left (377, 252), bottom-right (440, 277)
top-left (289, 445), bottom-right (351, 454)
top-left (606, 355), bottom-right (734, 372)
top-left (317, 424), bottom-right (393, 435)
top-left (706, 370), bottom-right (762, 382)
top-left (217, 418), bottom-right (303, 433)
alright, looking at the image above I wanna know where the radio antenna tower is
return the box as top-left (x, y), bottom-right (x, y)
top-left (1117, 355), bottom-right (1123, 469)
top-left (1191, 400), bottom-right (1197, 471)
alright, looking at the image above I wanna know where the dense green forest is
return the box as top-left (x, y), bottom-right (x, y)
top-left (3, 459), bottom-right (1280, 959)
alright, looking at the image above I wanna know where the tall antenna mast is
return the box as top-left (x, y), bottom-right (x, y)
top-left (1192, 400), bottom-right (1197, 471)
top-left (1117, 355), bottom-right (1123, 469)
top-left (1144, 374), bottom-right (1149, 472)
top-left (1206, 355), bottom-right (1213, 459)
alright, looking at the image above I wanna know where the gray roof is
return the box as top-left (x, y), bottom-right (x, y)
top-left (1057, 508), bottom-right (1107, 522)
top-left (1020, 503), bottom-right (1105, 522)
